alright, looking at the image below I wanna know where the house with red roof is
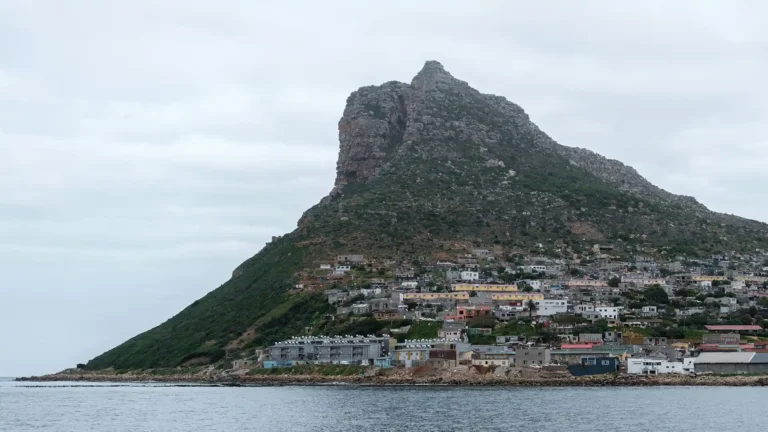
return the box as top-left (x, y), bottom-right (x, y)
top-left (704, 325), bottom-right (762, 334)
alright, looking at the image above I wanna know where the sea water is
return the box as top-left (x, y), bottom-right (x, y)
top-left (1, 379), bottom-right (767, 431)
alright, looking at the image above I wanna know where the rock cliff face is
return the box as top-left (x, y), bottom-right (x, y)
top-left (316, 60), bottom-right (767, 256)
top-left (334, 82), bottom-right (408, 190)
top-left (334, 61), bottom-right (704, 211)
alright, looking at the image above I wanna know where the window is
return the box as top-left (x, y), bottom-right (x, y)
top-left (523, 360), bottom-right (527, 364)
top-left (602, 360), bottom-right (610, 366)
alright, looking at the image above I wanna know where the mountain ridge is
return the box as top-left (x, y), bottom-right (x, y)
top-left (85, 61), bottom-right (768, 371)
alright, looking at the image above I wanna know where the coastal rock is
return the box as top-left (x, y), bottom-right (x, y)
top-left (18, 368), bottom-right (768, 387)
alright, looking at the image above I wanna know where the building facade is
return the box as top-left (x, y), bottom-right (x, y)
top-left (626, 358), bottom-right (684, 375)
top-left (514, 347), bottom-right (551, 367)
top-left (534, 299), bottom-right (568, 316)
top-left (268, 336), bottom-right (392, 366)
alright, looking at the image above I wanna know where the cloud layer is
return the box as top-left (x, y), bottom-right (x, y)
top-left (1, 0), bottom-right (767, 376)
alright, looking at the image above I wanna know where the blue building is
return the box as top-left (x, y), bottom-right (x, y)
top-left (567, 356), bottom-right (619, 376)
top-left (262, 360), bottom-right (302, 369)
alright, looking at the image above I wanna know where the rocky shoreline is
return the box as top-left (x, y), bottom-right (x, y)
top-left (16, 370), bottom-right (768, 387)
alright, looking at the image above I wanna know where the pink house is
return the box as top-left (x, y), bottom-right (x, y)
top-left (457, 305), bottom-right (491, 321)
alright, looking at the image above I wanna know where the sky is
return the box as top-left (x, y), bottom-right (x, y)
top-left (1, 0), bottom-right (767, 376)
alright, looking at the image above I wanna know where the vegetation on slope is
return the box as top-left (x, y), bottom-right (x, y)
top-left (86, 237), bottom-right (316, 370)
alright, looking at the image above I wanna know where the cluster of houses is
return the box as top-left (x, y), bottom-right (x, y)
top-left (301, 249), bottom-right (768, 327)
top-left (235, 323), bottom-right (768, 376)
top-left (233, 248), bottom-right (768, 376)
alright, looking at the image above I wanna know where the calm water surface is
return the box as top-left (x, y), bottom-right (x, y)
top-left (2, 379), bottom-right (767, 431)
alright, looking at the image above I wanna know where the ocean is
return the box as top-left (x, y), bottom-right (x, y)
top-left (1, 380), bottom-right (767, 431)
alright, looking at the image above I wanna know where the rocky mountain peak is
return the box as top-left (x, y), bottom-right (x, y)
top-left (411, 60), bottom-right (459, 91)
top-left (321, 60), bottom-right (768, 256)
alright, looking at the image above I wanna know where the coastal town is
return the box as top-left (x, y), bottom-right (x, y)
top-left (232, 244), bottom-right (768, 377)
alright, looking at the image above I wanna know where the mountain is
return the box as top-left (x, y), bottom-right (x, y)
top-left (86, 61), bottom-right (768, 370)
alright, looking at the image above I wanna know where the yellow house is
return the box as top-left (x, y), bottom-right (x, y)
top-left (692, 275), bottom-right (727, 282)
top-left (402, 292), bottom-right (469, 300)
top-left (491, 293), bottom-right (544, 301)
top-left (452, 283), bottom-right (518, 292)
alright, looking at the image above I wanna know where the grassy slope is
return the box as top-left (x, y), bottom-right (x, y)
top-left (86, 236), bottom-right (316, 370)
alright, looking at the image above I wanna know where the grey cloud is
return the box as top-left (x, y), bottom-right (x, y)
top-left (2, 0), bottom-right (767, 376)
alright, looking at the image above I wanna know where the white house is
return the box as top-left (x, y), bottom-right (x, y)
top-left (727, 280), bottom-right (745, 291)
top-left (627, 358), bottom-right (685, 375)
top-left (575, 304), bottom-right (595, 314)
top-left (534, 299), bottom-right (568, 316)
top-left (522, 279), bottom-right (542, 291)
top-left (460, 271), bottom-right (480, 281)
top-left (682, 357), bottom-right (696, 373)
top-left (351, 303), bottom-right (370, 314)
top-left (719, 297), bottom-right (738, 306)
top-left (334, 265), bottom-right (351, 275)
top-left (360, 287), bottom-right (382, 297)
top-left (494, 305), bottom-right (522, 321)
top-left (319, 264), bottom-right (332, 270)
top-left (520, 265), bottom-right (546, 273)
top-left (596, 305), bottom-right (621, 319)
top-left (472, 356), bottom-right (511, 367)
top-left (677, 307), bottom-right (705, 317)
top-left (400, 281), bottom-right (418, 289)
top-left (438, 323), bottom-right (465, 341)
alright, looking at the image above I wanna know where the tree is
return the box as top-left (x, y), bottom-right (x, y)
top-left (644, 285), bottom-right (669, 304)
top-left (501, 273), bottom-right (516, 283)
top-left (467, 315), bottom-right (496, 328)
top-left (674, 288), bottom-right (695, 298)
top-left (608, 276), bottom-right (621, 288)
top-left (573, 324), bottom-right (603, 335)
top-left (683, 313), bottom-right (708, 329)
top-left (695, 294), bottom-right (708, 302)
top-left (536, 330), bottom-right (560, 344)
top-left (667, 328), bottom-right (686, 339)
top-left (518, 281), bottom-right (533, 292)
top-left (526, 300), bottom-right (538, 318)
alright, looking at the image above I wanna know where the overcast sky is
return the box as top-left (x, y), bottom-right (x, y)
top-left (1, 1), bottom-right (767, 376)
